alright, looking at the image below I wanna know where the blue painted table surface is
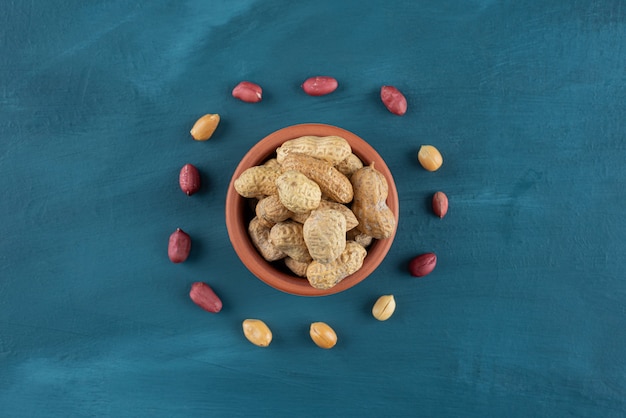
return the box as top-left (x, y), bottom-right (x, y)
top-left (1, 1), bottom-right (625, 417)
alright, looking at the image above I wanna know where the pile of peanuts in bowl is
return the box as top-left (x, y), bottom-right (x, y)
top-left (233, 134), bottom-right (396, 290)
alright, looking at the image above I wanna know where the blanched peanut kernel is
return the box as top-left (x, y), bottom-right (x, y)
top-left (372, 295), bottom-right (396, 321)
top-left (309, 322), bottom-right (337, 349)
top-left (418, 145), bottom-right (443, 172)
top-left (190, 113), bottom-right (220, 141)
top-left (242, 319), bottom-right (273, 347)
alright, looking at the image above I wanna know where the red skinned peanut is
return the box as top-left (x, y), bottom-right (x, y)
top-left (232, 81), bottom-right (262, 103)
top-left (432, 191), bottom-right (449, 219)
top-left (380, 85), bottom-right (407, 116)
top-left (189, 282), bottom-right (223, 313)
top-left (409, 253), bottom-right (437, 277)
top-left (179, 163), bottom-right (201, 196)
top-left (168, 228), bottom-right (191, 263)
top-left (302, 76), bottom-right (338, 96)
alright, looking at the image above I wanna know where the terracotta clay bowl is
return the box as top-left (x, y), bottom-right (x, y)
top-left (225, 123), bottom-right (399, 296)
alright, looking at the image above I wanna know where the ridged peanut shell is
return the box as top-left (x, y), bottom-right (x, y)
top-left (290, 200), bottom-right (358, 231)
top-left (276, 135), bottom-right (351, 165)
top-left (248, 217), bottom-right (285, 262)
top-left (306, 241), bottom-right (366, 289)
top-left (263, 158), bottom-right (281, 170)
top-left (269, 221), bottom-right (312, 263)
top-left (256, 195), bottom-right (293, 225)
top-left (280, 153), bottom-right (353, 204)
top-left (284, 257), bottom-right (310, 277)
top-left (303, 209), bottom-right (346, 264)
top-left (335, 153), bottom-right (364, 177)
top-left (276, 170), bottom-right (322, 214)
top-left (351, 163), bottom-right (396, 239)
top-left (347, 228), bottom-right (373, 248)
top-left (234, 166), bottom-right (280, 198)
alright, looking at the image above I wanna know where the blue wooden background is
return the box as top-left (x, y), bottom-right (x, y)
top-left (1, 1), bottom-right (625, 417)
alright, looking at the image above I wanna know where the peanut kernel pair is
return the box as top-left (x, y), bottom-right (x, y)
top-left (242, 319), bottom-right (338, 349)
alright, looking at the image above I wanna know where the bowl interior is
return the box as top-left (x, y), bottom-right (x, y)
top-left (225, 123), bottom-right (399, 296)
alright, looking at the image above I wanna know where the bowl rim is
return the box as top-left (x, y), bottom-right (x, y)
top-left (225, 123), bottom-right (399, 296)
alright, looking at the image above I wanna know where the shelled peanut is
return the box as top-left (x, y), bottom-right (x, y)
top-left (232, 135), bottom-right (396, 290)
top-left (242, 319), bottom-right (272, 347)
top-left (309, 322), bottom-right (338, 349)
